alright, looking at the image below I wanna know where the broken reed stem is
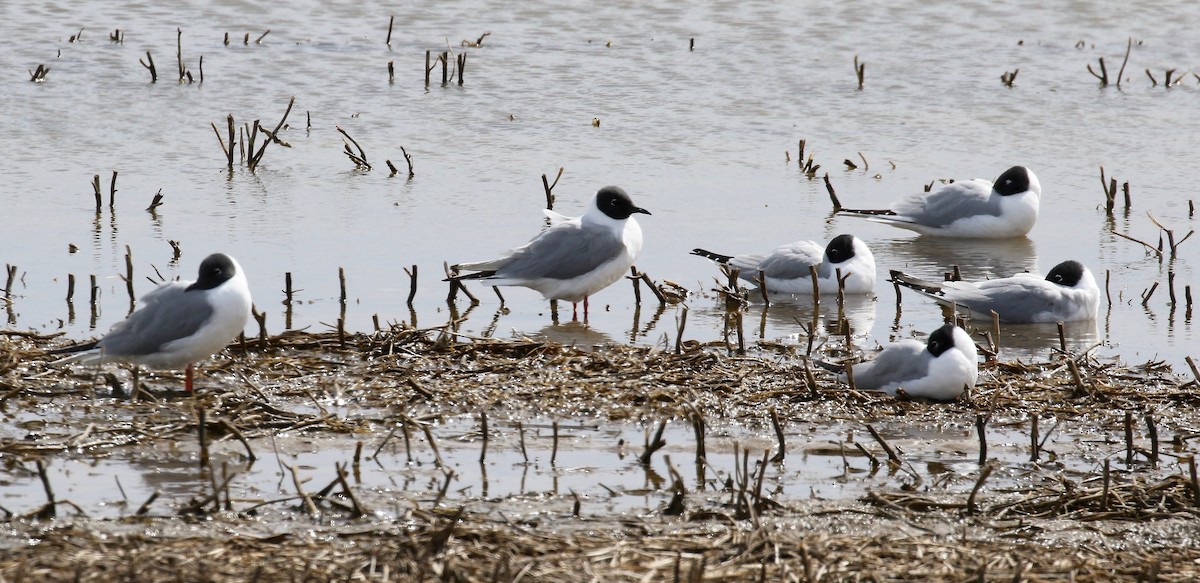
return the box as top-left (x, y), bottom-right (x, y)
top-left (197, 407), bottom-right (210, 470)
top-left (824, 172), bottom-right (842, 211)
top-left (674, 305), bottom-right (688, 354)
top-left (757, 269), bottom-right (770, 306)
top-left (551, 421), bottom-right (559, 466)
top-left (91, 174), bottom-right (102, 211)
top-left (517, 421), bottom-right (528, 463)
top-left (769, 408), bottom-right (786, 463)
top-left (808, 265), bottom-right (820, 308)
top-left (1190, 456), bottom-right (1200, 507)
top-left (629, 267), bottom-right (642, 305)
top-left (976, 414), bottom-right (988, 465)
top-left (249, 96), bottom-right (296, 170)
top-left (405, 264), bottom-right (418, 307)
top-left (1125, 411), bottom-right (1134, 466)
top-left (542, 167), bottom-right (563, 210)
top-left (386, 15), bottom-right (394, 46)
top-left (865, 425), bottom-right (900, 465)
top-left (479, 411), bottom-right (488, 463)
top-left (225, 115), bottom-right (236, 170)
top-left (966, 463), bottom-right (993, 514)
top-left (140, 50), bottom-right (157, 82)
top-left (638, 271), bottom-right (666, 305)
top-left (1145, 413), bottom-right (1158, 465)
top-left (1030, 414), bottom-right (1040, 462)
top-left (1116, 36), bottom-right (1132, 88)
top-left (639, 420), bottom-right (668, 466)
top-left (1057, 321), bottom-right (1067, 354)
top-left (1102, 459), bottom-right (1111, 511)
top-left (420, 423), bottom-right (445, 468)
top-left (108, 171), bottom-right (118, 208)
top-left (123, 246), bottom-right (135, 310)
top-left (338, 267), bottom-right (347, 304)
top-left (853, 54), bottom-right (864, 89)
top-left (219, 419), bottom-right (256, 461)
top-left (1186, 356), bottom-right (1200, 387)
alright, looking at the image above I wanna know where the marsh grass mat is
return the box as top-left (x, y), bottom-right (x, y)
top-left (2, 326), bottom-right (1199, 581)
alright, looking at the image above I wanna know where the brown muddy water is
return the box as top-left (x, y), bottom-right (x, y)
top-left (4, 0), bottom-right (1200, 579)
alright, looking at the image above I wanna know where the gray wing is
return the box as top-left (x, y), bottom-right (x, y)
top-left (948, 276), bottom-right (1070, 321)
top-left (891, 179), bottom-right (998, 227)
top-left (852, 340), bottom-right (931, 389)
top-left (98, 282), bottom-right (215, 356)
top-left (726, 254), bottom-right (767, 281)
top-left (757, 241), bottom-right (824, 280)
top-left (494, 222), bottom-right (627, 281)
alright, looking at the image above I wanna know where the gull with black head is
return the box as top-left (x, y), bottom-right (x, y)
top-left (839, 166), bottom-right (1040, 238)
top-left (692, 234), bottom-right (876, 295)
top-left (841, 323), bottom-right (978, 401)
top-left (447, 186), bottom-right (650, 320)
top-left (54, 253), bottom-right (252, 392)
top-left (890, 259), bottom-right (1099, 323)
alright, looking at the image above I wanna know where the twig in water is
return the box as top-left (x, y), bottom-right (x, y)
top-left (966, 463), bottom-right (993, 514)
top-left (638, 420), bottom-right (668, 465)
top-left (146, 189), bottom-right (164, 211)
top-left (108, 170), bottom-right (118, 208)
top-left (853, 55), bottom-right (865, 89)
top-left (400, 146), bottom-right (415, 177)
top-left (91, 174), bottom-right (102, 212)
top-left (1001, 69), bottom-right (1019, 87)
top-left (865, 425), bottom-right (900, 465)
top-left (975, 414), bottom-right (988, 465)
top-left (336, 125), bottom-right (372, 170)
top-left (28, 64), bottom-right (50, 82)
top-left (542, 167), bottom-right (563, 210)
top-left (139, 51), bottom-right (157, 82)
top-left (674, 305), bottom-right (688, 354)
top-left (551, 420), bottom-right (560, 466)
top-left (824, 173), bottom-right (841, 211)
top-left (404, 264), bottom-right (418, 307)
top-left (769, 408), bottom-right (786, 463)
top-left (386, 15), bottom-right (394, 46)
top-left (249, 96), bottom-right (296, 171)
top-left (1124, 411), bottom-right (1134, 466)
top-left (1141, 282), bottom-right (1159, 306)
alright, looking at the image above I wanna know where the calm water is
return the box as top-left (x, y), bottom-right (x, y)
top-left (3, 0), bottom-right (1200, 369)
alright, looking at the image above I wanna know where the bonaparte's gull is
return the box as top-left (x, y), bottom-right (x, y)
top-left (691, 234), bottom-right (876, 294)
top-left (448, 186), bottom-right (650, 318)
top-left (841, 324), bottom-right (978, 401)
top-left (890, 259), bottom-right (1099, 323)
top-left (842, 166), bottom-right (1040, 238)
top-left (55, 253), bottom-right (252, 391)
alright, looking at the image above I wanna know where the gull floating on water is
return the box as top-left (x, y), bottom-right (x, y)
top-left (55, 253), bottom-right (252, 391)
top-left (840, 166), bottom-right (1040, 238)
top-left (447, 186), bottom-right (650, 319)
top-left (691, 234), bottom-right (876, 295)
top-left (841, 324), bottom-right (978, 401)
top-left (890, 259), bottom-right (1099, 323)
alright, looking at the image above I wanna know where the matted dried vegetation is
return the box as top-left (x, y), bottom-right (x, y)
top-left (2, 324), bottom-right (1200, 582)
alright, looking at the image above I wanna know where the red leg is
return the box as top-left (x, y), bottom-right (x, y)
top-left (583, 295), bottom-right (590, 321)
top-left (572, 302), bottom-right (579, 321)
top-left (185, 363), bottom-right (195, 392)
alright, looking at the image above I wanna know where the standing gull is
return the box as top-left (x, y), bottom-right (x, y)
top-left (691, 234), bottom-right (876, 295)
top-left (55, 253), bottom-right (252, 391)
top-left (890, 260), bottom-right (1099, 323)
top-left (839, 166), bottom-right (1040, 238)
top-left (447, 186), bottom-right (650, 319)
top-left (841, 324), bottom-right (978, 401)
